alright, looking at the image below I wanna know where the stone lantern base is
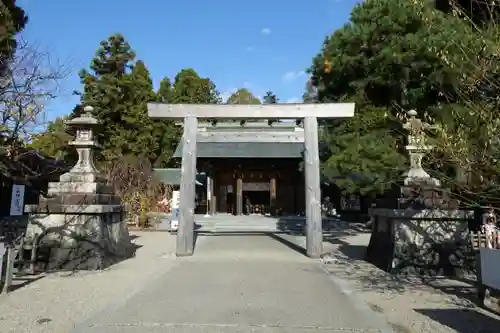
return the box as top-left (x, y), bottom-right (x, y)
top-left (24, 196), bottom-right (134, 271)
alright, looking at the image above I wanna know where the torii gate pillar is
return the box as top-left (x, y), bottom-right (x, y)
top-left (148, 103), bottom-right (355, 258)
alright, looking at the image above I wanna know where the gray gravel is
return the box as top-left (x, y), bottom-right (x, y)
top-left (313, 231), bottom-right (500, 333)
top-left (0, 231), bottom-right (180, 333)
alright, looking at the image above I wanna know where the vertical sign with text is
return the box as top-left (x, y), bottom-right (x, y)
top-left (9, 184), bottom-right (25, 216)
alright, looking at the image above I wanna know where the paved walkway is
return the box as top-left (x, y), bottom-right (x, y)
top-left (73, 234), bottom-right (394, 332)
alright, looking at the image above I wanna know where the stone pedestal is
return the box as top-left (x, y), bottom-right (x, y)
top-left (23, 106), bottom-right (134, 271)
top-left (366, 208), bottom-right (475, 276)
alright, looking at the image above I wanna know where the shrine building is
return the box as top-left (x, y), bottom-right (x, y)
top-left (172, 121), bottom-right (306, 216)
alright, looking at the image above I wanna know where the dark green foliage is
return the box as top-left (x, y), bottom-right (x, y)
top-left (226, 88), bottom-right (260, 104)
top-left (308, 0), bottom-right (495, 196)
top-left (29, 117), bottom-right (76, 162)
top-left (263, 91), bottom-right (278, 104)
top-left (322, 105), bottom-right (406, 195)
top-left (156, 69), bottom-right (221, 165)
top-left (263, 91), bottom-right (279, 125)
top-left (79, 34), bottom-right (138, 161)
top-left (35, 33), bottom-right (223, 169)
top-left (170, 69), bottom-right (221, 104)
top-left (0, 0), bottom-right (27, 77)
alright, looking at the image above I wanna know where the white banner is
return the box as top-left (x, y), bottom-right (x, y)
top-left (9, 184), bottom-right (25, 216)
top-left (206, 177), bottom-right (211, 198)
top-left (171, 190), bottom-right (180, 209)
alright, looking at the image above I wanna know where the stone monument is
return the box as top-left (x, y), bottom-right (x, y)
top-left (366, 110), bottom-right (474, 277)
top-left (24, 106), bottom-right (134, 271)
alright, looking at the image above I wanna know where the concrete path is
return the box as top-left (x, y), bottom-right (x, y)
top-left (73, 234), bottom-right (394, 332)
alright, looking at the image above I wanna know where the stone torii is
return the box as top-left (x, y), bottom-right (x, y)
top-left (148, 103), bottom-right (355, 258)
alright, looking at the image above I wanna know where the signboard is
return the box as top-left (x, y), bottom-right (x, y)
top-left (9, 184), bottom-right (25, 216)
top-left (170, 190), bottom-right (180, 231)
top-left (243, 182), bottom-right (270, 191)
top-left (0, 242), bottom-right (5, 280)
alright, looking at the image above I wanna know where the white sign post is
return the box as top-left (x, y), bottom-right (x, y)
top-left (9, 184), bottom-right (25, 216)
top-left (170, 190), bottom-right (180, 231)
top-left (205, 177), bottom-right (211, 217)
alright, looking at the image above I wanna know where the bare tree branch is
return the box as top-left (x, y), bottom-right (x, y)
top-left (0, 38), bottom-right (69, 148)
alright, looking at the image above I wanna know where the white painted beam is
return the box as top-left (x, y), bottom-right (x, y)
top-left (148, 103), bottom-right (355, 119)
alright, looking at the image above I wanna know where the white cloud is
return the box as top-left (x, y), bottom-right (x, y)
top-left (282, 71), bottom-right (306, 83)
top-left (260, 28), bottom-right (272, 35)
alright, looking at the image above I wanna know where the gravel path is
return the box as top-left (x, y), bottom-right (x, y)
top-left (3, 227), bottom-right (500, 333)
top-left (73, 234), bottom-right (394, 333)
top-left (319, 231), bottom-right (500, 333)
top-left (0, 231), bottom-right (180, 333)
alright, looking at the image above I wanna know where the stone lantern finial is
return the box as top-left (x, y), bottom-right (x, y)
top-left (83, 105), bottom-right (94, 116)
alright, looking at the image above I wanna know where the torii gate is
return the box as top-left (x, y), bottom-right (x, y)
top-left (148, 103), bottom-right (355, 258)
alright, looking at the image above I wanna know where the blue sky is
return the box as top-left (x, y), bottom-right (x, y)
top-left (18, 0), bottom-right (358, 121)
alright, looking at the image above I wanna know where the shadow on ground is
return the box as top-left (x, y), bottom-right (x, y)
top-left (267, 232), bottom-right (307, 256)
top-left (5, 275), bottom-right (44, 293)
top-left (415, 308), bottom-right (500, 333)
top-left (323, 232), bottom-right (483, 306)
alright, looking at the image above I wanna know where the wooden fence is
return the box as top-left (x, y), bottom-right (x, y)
top-left (470, 231), bottom-right (500, 250)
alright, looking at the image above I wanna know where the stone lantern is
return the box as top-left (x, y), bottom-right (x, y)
top-left (65, 106), bottom-right (99, 176)
top-left (24, 105), bottom-right (133, 271)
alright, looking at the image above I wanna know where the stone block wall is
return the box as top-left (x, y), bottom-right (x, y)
top-left (24, 204), bottom-right (134, 271)
top-left (366, 209), bottom-right (475, 276)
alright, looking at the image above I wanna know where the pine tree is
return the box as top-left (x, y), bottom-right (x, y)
top-left (123, 60), bottom-right (158, 158)
top-left (79, 33), bottom-right (137, 160)
top-left (170, 68), bottom-right (221, 104)
top-left (263, 91), bottom-right (278, 104)
top-left (156, 77), bottom-right (173, 103)
top-left (153, 77), bottom-right (179, 167)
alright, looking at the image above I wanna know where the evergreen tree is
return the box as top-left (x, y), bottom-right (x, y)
top-left (170, 68), bottom-right (221, 104)
top-left (0, 0), bottom-right (28, 78)
top-left (303, 79), bottom-right (317, 103)
top-left (153, 70), bottom-right (221, 166)
top-left (152, 77), bottom-right (178, 167)
top-left (29, 117), bottom-right (75, 162)
top-left (123, 60), bottom-right (158, 158)
top-left (263, 91), bottom-right (279, 125)
top-left (79, 33), bottom-right (138, 160)
top-left (156, 77), bottom-right (173, 103)
top-left (263, 91), bottom-right (278, 104)
top-left (226, 88), bottom-right (261, 104)
top-left (308, 0), bottom-right (500, 196)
